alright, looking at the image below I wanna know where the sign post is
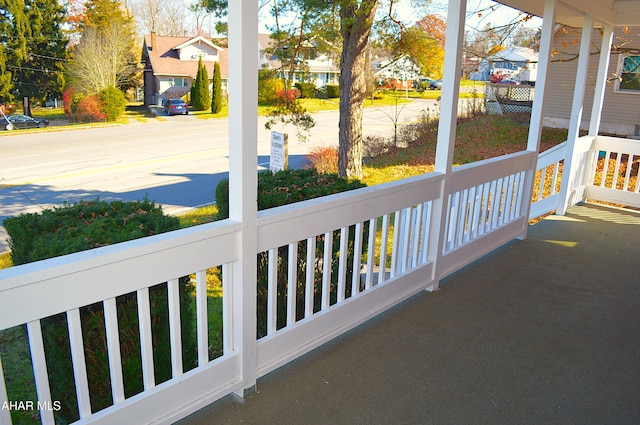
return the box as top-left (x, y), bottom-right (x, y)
top-left (270, 131), bottom-right (288, 172)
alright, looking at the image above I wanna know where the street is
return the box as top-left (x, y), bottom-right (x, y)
top-left (0, 99), bottom-right (438, 252)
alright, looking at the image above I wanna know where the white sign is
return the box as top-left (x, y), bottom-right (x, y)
top-left (270, 131), bottom-right (288, 172)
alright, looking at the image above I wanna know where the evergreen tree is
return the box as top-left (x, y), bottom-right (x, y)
top-left (190, 57), bottom-right (210, 111)
top-left (17, 0), bottom-right (67, 101)
top-left (0, 0), bottom-right (67, 104)
top-left (211, 61), bottom-right (222, 114)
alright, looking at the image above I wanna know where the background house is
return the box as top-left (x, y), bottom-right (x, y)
top-left (544, 26), bottom-right (640, 138)
top-left (141, 33), bottom-right (228, 107)
top-left (371, 54), bottom-right (421, 90)
top-left (470, 46), bottom-right (539, 84)
top-left (257, 34), bottom-right (340, 87)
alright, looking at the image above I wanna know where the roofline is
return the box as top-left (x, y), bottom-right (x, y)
top-left (173, 35), bottom-right (226, 51)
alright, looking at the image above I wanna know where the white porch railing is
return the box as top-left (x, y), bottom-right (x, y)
top-left (583, 136), bottom-right (640, 208)
top-left (1, 135), bottom-right (639, 425)
top-left (530, 141), bottom-right (566, 219)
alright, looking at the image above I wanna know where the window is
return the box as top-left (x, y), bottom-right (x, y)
top-left (617, 55), bottom-right (640, 92)
top-left (168, 77), bottom-right (189, 87)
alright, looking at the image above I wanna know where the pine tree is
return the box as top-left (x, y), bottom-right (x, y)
top-left (211, 61), bottom-right (222, 114)
top-left (0, 0), bottom-right (67, 103)
top-left (190, 57), bottom-right (210, 111)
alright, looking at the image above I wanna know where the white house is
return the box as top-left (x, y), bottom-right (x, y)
top-left (257, 34), bottom-right (340, 87)
top-left (371, 54), bottom-right (422, 89)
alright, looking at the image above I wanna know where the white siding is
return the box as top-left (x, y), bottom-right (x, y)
top-left (179, 42), bottom-right (220, 62)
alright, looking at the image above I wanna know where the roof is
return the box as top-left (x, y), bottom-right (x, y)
top-left (258, 33), bottom-right (282, 69)
top-left (486, 47), bottom-right (538, 63)
top-left (372, 54), bottom-right (421, 79)
top-left (143, 34), bottom-right (228, 79)
top-left (497, 0), bottom-right (640, 27)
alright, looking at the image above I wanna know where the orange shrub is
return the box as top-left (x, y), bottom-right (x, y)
top-left (276, 87), bottom-right (301, 104)
top-left (305, 146), bottom-right (338, 174)
top-left (76, 94), bottom-right (107, 122)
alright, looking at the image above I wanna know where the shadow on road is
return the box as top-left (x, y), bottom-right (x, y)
top-left (0, 154), bottom-right (311, 253)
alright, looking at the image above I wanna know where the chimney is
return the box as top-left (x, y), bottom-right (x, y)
top-left (150, 31), bottom-right (156, 50)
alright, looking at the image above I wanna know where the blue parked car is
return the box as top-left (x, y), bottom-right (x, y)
top-left (163, 99), bottom-right (189, 116)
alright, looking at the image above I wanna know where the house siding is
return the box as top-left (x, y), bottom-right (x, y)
top-left (544, 26), bottom-right (640, 136)
top-left (178, 42), bottom-right (220, 62)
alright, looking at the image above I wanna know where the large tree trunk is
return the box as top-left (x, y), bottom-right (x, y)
top-left (338, 0), bottom-right (379, 178)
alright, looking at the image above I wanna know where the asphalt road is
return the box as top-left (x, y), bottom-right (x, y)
top-left (0, 98), bottom-right (439, 253)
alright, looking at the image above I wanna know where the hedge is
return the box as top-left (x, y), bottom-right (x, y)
top-left (4, 198), bottom-right (180, 266)
top-left (326, 84), bottom-right (340, 98)
top-left (215, 169), bottom-right (367, 337)
top-left (294, 82), bottom-right (317, 99)
top-left (2, 199), bottom-right (196, 424)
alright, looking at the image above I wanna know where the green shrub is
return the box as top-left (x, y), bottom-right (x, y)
top-left (4, 198), bottom-right (180, 266)
top-left (2, 199), bottom-right (196, 424)
top-left (258, 78), bottom-right (285, 105)
top-left (100, 86), bottom-right (127, 121)
top-left (215, 169), bottom-right (365, 220)
top-left (71, 92), bottom-right (85, 115)
top-left (214, 169), bottom-right (367, 338)
top-left (294, 82), bottom-right (316, 99)
top-left (326, 84), bottom-right (340, 98)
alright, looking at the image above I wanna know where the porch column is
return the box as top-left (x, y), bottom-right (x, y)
top-left (588, 24), bottom-right (614, 136)
top-left (228, 0), bottom-right (259, 396)
top-left (428, 0), bottom-right (466, 288)
top-left (558, 14), bottom-right (594, 214)
top-left (519, 0), bottom-right (558, 237)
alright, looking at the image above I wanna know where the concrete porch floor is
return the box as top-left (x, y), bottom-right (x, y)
top-left (177, 203), bottom-right (640, 425)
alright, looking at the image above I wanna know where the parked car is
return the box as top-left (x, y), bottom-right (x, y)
top-left (1, 114), bottom-right (49, 131)
top-left (413, 77), bottom-right (442, 92)
top-left (498, 77), bottom-right (520, 85)
top-left (163, 99), bottom-right (189, 116)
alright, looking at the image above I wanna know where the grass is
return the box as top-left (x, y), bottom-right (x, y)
top-left (30, 106), bottom-right (66, 121)
top-left (193, 95), bottom-right (414, 119)
top-left (178, 204), bottom-right (218, 227)
top-left (0, 251), bottom-right (12, 268)
top-left (362, 113), bottom-right (567, 185)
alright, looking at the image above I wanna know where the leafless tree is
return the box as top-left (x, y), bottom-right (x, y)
top-left (129, 0), bottom-right (191, 36)
top-left (69, 23), bottom-right (139, 93)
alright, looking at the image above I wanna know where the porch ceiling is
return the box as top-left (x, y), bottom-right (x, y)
top-left (499, 0), bottom-right (640, 27)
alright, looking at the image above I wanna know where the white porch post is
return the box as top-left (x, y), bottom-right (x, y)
top-left (558, 14), bottom-right (594, 214)
top-left (228, 0), bottom-right (258, 396)
top-left (583, 24), bottom-right (614, 187)
top-left (428, 0), bottom-right (465, 289)
top-left (588, 24), bottom-right (614, 136)
top-left (519, 0), bottom-right (557, 237)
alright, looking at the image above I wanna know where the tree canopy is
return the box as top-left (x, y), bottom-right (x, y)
top-left (67, 0), bottom-right (139, 95)
top-left (0, 0), bottom-right (67, 104)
